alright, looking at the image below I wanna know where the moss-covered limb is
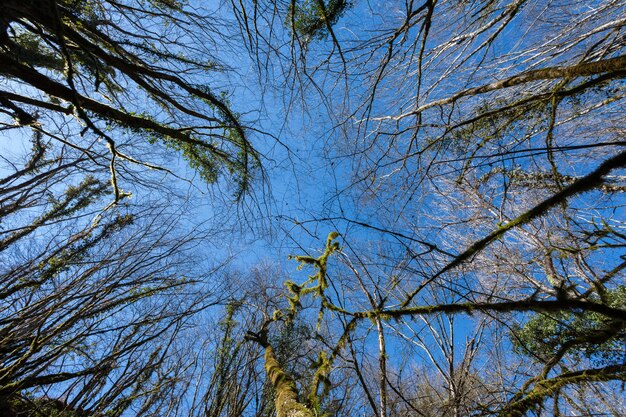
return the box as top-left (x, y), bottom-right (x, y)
top-left (402, 150), bottom-right (626, 307)
top-left (264, 345), bottom-right (315, 417)
top-left (291, 232), bottom-right (340, 286)
top-left (0, 52), bottom-right (255, 196)
top-left (0, 54), bottom-right (222, 151)
top-left (246, 322), bottom-right (320, 416)
top-left (449, 74), bottom-right (626, 139)
top-left (500, 364), bottom-right (626, 417)
top-left (354, 299), bottom-right (626, 321)
top-left (399, 54), bottom-right (626, 120)
top-left (0, 214), bottom-right (132, 300)
top-left (511, 318), bottom-right (625, 398)
top-left (309, 317), bottom-right (358, 403)
top-left (516, 291), bottom-right (625, 364)
top-left (308, 351), bottom-right (331, 410)
top-left (0, 363), bottom-right (111, 397)
top-left (285, 232), bottom-right (342, 324)
top-left (246, 233), bottom-right (344, 417)
top-left (2, 0), bottom-right (260, 196)
top-left (0, 176), bottom-right (109, 252)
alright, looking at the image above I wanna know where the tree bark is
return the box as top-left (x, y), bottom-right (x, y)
top-left (263, 346), bottom-right (315, 417)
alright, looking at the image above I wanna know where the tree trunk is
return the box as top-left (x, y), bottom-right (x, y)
top-left (264, 346), bottom-right (314, 417)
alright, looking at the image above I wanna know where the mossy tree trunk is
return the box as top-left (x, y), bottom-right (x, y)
top-left (263, 345), bottom-right (315, 417)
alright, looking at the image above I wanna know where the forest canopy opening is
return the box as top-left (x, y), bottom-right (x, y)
top-left (1, 1), bottom-right (625, 416)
